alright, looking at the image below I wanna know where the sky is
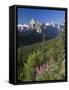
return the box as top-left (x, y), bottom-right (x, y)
top-left (17, 8), bottom-right (65, 25)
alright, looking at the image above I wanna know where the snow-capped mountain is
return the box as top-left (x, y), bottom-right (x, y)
top-left (18, 24), bottom-right (29, 32)
top-left (18, 18), bottom-right (64, 34)
top-left (50, 22), bottom-right (55, 27)
top-left (28, 18), bottom-right (46, 33)
top-left (17, 19), bottom-right (64, 46)
top-left (18, 24), bottom-right (23, 31)
top-left (30, 18), bottom-right (37, 25)
top-left (18, 18), bottom-right (46, 33)
top-left (45, 22), bottom-right (50, 26)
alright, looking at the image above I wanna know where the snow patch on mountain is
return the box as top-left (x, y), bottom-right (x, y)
top-left (18, 18), bottom-right (64, 33)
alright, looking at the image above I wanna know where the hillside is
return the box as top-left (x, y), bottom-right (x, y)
top-left (18, 31), bottom-right (65, 81)
top-left (17, 26), bottom-right (60, 47)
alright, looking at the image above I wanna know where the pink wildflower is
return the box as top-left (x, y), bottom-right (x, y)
top-left (43, 64), bottom-right (45, 69)
top-left (40, 66), bottom-right (44, 74)
top-left (45, 63), bottom-right (48, 68)
top-left (37, 69), bottom-right (42, 76)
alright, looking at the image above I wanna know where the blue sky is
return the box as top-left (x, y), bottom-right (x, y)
top-left (18, 8), bottom-right (65, 25)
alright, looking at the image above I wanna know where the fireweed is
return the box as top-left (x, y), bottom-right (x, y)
top-left (35, 58), bottom-right (65, 81)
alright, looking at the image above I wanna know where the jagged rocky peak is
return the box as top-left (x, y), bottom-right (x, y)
top-left (30, 18), bottom-right (37, 25)
top-left (29, 18), bottom-right (43, 33)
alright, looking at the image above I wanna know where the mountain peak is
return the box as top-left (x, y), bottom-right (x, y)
top-left (30, 18), bottom-right (37, 25)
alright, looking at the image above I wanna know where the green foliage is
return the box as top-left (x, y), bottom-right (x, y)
top-left (23, 50), bottom-right (42, 81)
top-left (18, 30), bottom-right (65, 81)
top-left (35, 59), bottom-right (65, 81)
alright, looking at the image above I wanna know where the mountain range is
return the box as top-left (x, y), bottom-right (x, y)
top-left (17, 19), bottom-right (64, 47)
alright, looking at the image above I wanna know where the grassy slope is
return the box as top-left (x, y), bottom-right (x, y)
top-left (18, 31), bottom-right (65, 81)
